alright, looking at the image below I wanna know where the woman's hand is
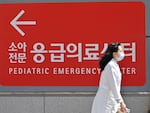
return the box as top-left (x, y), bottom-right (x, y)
top-left (120, 101), bottom-right (128, 113)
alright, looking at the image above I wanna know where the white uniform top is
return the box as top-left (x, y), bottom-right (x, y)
top-left (91, 58), bottom-right (122, 113)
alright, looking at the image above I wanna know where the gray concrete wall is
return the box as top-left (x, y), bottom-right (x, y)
top-left (0, 94), bottom-right (149, 113)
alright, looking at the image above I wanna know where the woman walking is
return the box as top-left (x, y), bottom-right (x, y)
top-left (91, 42), bottom-right (128, 113)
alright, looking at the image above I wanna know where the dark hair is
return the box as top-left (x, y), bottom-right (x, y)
top-left (99, 42), bottom-right (120, 71)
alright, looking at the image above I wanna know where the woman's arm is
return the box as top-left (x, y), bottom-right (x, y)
top-left (106, 64), bottom-right (122, 100)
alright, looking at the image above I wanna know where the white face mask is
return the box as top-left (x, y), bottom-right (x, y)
top-left (118, 53), bottom-right (125, 61)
